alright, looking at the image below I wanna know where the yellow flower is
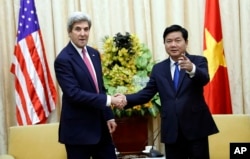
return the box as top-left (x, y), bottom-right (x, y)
top-left (102, 32), bottom-right (161, 118)
top-left (144, 101), bottom-right (153, 108)
top-left (133, 105), bottom-right (142, 111)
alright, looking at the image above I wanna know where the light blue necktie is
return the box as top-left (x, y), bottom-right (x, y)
top-left (173, 62), bottom-right (179, 90)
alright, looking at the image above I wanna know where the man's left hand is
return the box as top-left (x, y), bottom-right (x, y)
top-left (107, 119), bottom-right (117, 133)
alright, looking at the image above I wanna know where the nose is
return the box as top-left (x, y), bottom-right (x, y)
top-left (170, 41), bottom-right (177, 47)
top-left (80, 29), bottom-right (85, 35)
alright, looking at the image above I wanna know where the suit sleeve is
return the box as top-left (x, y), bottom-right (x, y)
top-left (192, 56), bottom-right (210, 86)
top-left (125, 67), bottom-right (158, 107)
top-left (54, 51), bottom-right (107, 110)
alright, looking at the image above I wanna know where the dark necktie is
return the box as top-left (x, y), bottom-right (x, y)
top-left (173, 62), bottom-right (179, 90)
top-left (82, 48), bottom-right (99, 93)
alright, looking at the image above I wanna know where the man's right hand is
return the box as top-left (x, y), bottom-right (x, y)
top-left (111, 93), bottom-right (127, 109)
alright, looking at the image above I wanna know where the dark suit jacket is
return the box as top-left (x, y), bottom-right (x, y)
top-left (54, 42), bottom-right (114, 145)
top-left (126, 53), bottom-right (219, 144)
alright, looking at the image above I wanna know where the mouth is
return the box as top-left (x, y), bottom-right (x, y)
top-left (79, 39), bottom-right (86, 43)
top-left (170, 50), bottom-right (179, 53)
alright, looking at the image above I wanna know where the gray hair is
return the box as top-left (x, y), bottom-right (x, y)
top-left (67, 12), bottom-right (92, 33)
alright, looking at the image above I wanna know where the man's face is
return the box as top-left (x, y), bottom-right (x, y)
top-left (164, 31), bottom-right (188, 60)
top-left (69, 21), bottom-right (90, 48)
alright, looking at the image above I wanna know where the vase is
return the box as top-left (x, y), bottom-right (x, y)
top-left (112, 116), bottom-right (148, 154)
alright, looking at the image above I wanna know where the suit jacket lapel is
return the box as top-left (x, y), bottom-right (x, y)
top-left (87, 48), bottom-right (99, 77)
top-left (67, 43), bottom-right (98, 91)
top-left (86, 47), bottom-right (102, 90)
top-left (177, 70), bottom-right (185, 91)
top-left (67, 43), bottom-right (86, 70)
top-left (165, 58), bottom-right (185, 92)
top-left (165, 59), bottom-right (176, 91)
top-left (176, 53), bottom-right (191, 92)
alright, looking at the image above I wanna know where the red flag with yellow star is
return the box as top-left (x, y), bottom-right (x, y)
top-left (203, 0), bottom-right (232, 114)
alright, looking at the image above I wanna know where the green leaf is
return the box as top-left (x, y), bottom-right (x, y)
top-left (148, 104), bottom-right (160, 118)
top-left (146, 63), bottom-right (154, 72)
top-left (125, 109), bottom-right (133, 117)
top-left (136, 70), bottom-right (148, 77)
top-left (107, 87), bottom-right (116, 95)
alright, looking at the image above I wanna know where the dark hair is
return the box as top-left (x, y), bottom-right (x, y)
top-left (163, 24), bottom-right (188, 42)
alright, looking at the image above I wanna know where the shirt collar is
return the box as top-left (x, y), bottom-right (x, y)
top-left (70, 41), bottom-right (87, 55)
top-left (170, 58), bottom-right (176, 66)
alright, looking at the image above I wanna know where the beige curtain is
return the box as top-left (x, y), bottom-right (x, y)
top-left (1, 0), bottom-right (250, 154)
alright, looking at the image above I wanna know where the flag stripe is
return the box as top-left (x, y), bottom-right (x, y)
top-left (11, 0), bottom-right (57, 125)
top-left (36, 31), bottom-right (56, 112)
top-left (13, 55), bottom-right (39, 125)
top-left (15, 77), bottom-right (33, 125)
top-left (25, 33), bottom-right (50, 115)
top-left (15, 41), bottom-right (45, 124)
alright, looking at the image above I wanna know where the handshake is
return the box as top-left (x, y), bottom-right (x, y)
top-left (111, 93), bottom-right (127, 109)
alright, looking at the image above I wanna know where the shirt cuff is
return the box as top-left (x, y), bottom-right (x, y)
top-left (186, 63), bottom-right (196, 78)
top-left (106, 95), bottom-right (111, 106)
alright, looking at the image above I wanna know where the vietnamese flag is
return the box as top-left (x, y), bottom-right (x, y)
top-left (203, 0), bottom-right (232, 114)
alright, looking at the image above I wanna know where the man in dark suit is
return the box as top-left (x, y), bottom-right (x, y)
top-left (54, 12), bottom-right (124, 159)
top-left (117, 24), bottom-right (219, 159)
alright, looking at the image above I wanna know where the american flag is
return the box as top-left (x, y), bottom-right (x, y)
top-left (10, 0), bottom-right (57, 125)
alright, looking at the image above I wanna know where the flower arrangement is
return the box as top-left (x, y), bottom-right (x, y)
top-left (101, 32), bottom-right (161, 118)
